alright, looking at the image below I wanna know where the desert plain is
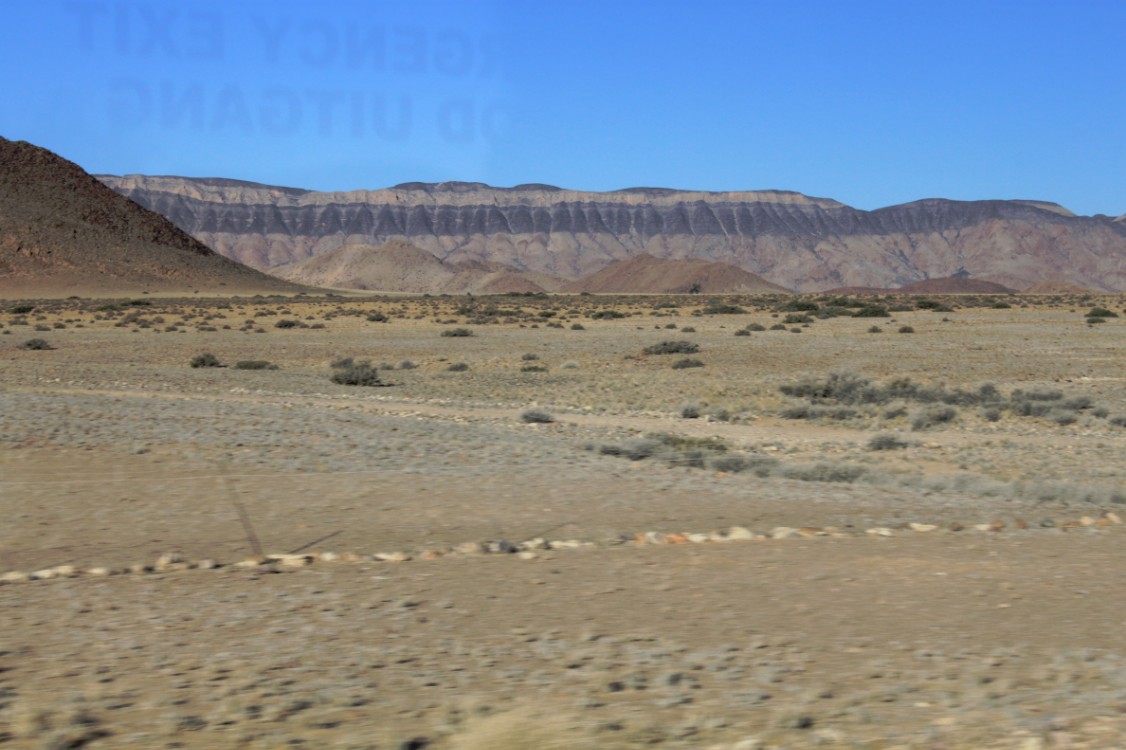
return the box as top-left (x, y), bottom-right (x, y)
top-left (3, 291), bottom-right (1126, 749)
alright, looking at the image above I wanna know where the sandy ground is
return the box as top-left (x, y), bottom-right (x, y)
top-left (3, 292), bottom-right (1126, 748)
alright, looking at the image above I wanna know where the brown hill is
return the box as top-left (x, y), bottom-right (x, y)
top-left (563, 253), bottom-right (791, 294)
top-left (0, 138), bottom-right (299, 297)
top-left (896, 277), bottom-right (1015, 294)
top-left (272, 240), bottom-right (552, 294)
top-left (1022, 279), bottom-right (1097, 294)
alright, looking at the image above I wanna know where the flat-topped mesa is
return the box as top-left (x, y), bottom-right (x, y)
top-left (96, 175), bottom-right (1126, 292)
top-left (103, 175), bottom-right (845, 210)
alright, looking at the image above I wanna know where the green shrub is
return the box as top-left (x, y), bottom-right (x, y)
top-left (898, 325), bottom-right (915, 333)
top-left (852, 306), bottom-right (890, 318)
top-left (570, 322), bottom-right (585, 330)
top-left (274, 319), bottom-right (300, 328)
top-left (746, 322), bottom-right (766, 331)
top-left (330, 361), bottom-right (383, 386)
top-left (590, 310), bottom-right (626, 319)
top-left (868, 325), bottom-right (883, 333)
top-left (366, 312), bottom-right (389, 322)
top-left (734, 328), bottom-right (751, 336)
top-left (447, 362), bottom-right (469, 371)
top-left (189, 352), bottom-right (221, 368)
top-left (521, 410), bottom-right (555, 424)
top-left (642, 340), bottom-right (699, 355)
top-left (1086, 307), bottom-right (1118, 318)
top-left (441, 327), bottom-right (473, 337)
top-left (671, 358), bottom-right (704, 369)
top-left (8, 304), bottom-right (35, 314)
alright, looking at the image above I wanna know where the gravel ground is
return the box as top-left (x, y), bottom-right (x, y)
top-left (3, 295), bottom-right (1126, 748)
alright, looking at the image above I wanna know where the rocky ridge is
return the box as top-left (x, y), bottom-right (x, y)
top-left (99, 175), bottom-right (1126, 292)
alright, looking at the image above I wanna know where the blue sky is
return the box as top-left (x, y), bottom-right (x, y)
top-left (1, 0), bottom-right (1123, 215)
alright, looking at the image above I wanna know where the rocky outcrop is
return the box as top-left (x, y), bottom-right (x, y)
top-left (97, 175), bottom-right (1126, 292)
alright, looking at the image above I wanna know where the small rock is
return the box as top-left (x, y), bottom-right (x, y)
top-left (85, 567), bottom-right (111, 577)
top-left (1106, 512), bottom-right (1123, 524)
top-left (318, 551), bottom-right (340, 562)
top-left (865, 528), bottom-right (894, 537)
top-left (908, 522), bottom-right (937, 532)
top-left (197, 559), bottom-right (218, 570)
top-left (375, 551), bottom-right (411, 562)
top-left (0, 571), bottom-right (30, 583)
top-left (454, 541), bottom-right (486, 556)
top-left (269, 554), bottom-right (312, 568)
top-left (771, 527), bottom-right (802, 540)
top-left (517, 551), bottom-right (538, 560)
top-left (686, 533), bottom-right (710, 543)
top-left (155, 552), bottom-right (184, 570)
top-left (727, 526), bottom-right (756, 540)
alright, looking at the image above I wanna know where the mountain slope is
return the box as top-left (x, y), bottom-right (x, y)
top-left (0, 138), bottom-right (299, 296)
top-left (562, 253), bottom-right (790, 294)
top-left (98, 176), bottom-right (1126, 293)
top-left (273, 240), bottom-right (551, 294)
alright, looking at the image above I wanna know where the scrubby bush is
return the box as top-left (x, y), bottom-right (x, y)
top-left (330, 360), bottom-right (383, 386)
top-left (868, 433), bottom-right (910, 451)
top-left (447, 362), bottom-right (469, 371)
top-left (781, 462), bottom-right (867, 484)
top-left (671, 358), bottom-right (704, 369)
top-left (680, 404), bottom-right (701, 419)
top-left (734, 328), bottom-right (751, 336)
top-left (898, 325), bottom-right (915, 333)
top-left (868, 325), bottom-right (883, 333)
top-left (189, 352), bottom-right (221, 368)
top-left (20, 337), bottom-right (53, 350)
top-left (366, 312), bottom-right (389, 322)
top-left (746, 322), bottom-right (766, 331)
top-left (911, 405), bottom-right (957, 430)
top-left (441, 327), bottom-right (473, 337)
top-left (701, 304), bottom-right (745, 315)
top-left (642, 340), bottom-right (699, 355)
top-left (520, 410), bottom-right (555, 424)
top-left (274, 319), bottom-right (300, 328)
top-left (234, 360), bottom-right (279, 370)
top-left (570, 323), bottom-right (585, 330)
top-left (853, 306), bottom-right (890, 318)
top-left (8, 304), bottom-right (34, 314)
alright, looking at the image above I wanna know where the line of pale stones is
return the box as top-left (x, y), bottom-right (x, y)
top-left (2, 512), bottom-right (1122, 586)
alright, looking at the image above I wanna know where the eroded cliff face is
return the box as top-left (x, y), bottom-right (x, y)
top-left (97, 176), bottom-right (1126, 292)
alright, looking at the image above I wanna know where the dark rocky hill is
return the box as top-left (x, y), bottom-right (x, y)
top-left (97, 175), bottom-right (1126, 292)
top-left (0, 138), bottom-right (300, 296)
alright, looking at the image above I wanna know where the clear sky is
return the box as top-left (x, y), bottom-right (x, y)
top-left (2, 0), bottom-right (1123, 215)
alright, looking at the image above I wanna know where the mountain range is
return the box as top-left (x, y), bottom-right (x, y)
top-left (99, 175), bottom-right (1126, 293)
